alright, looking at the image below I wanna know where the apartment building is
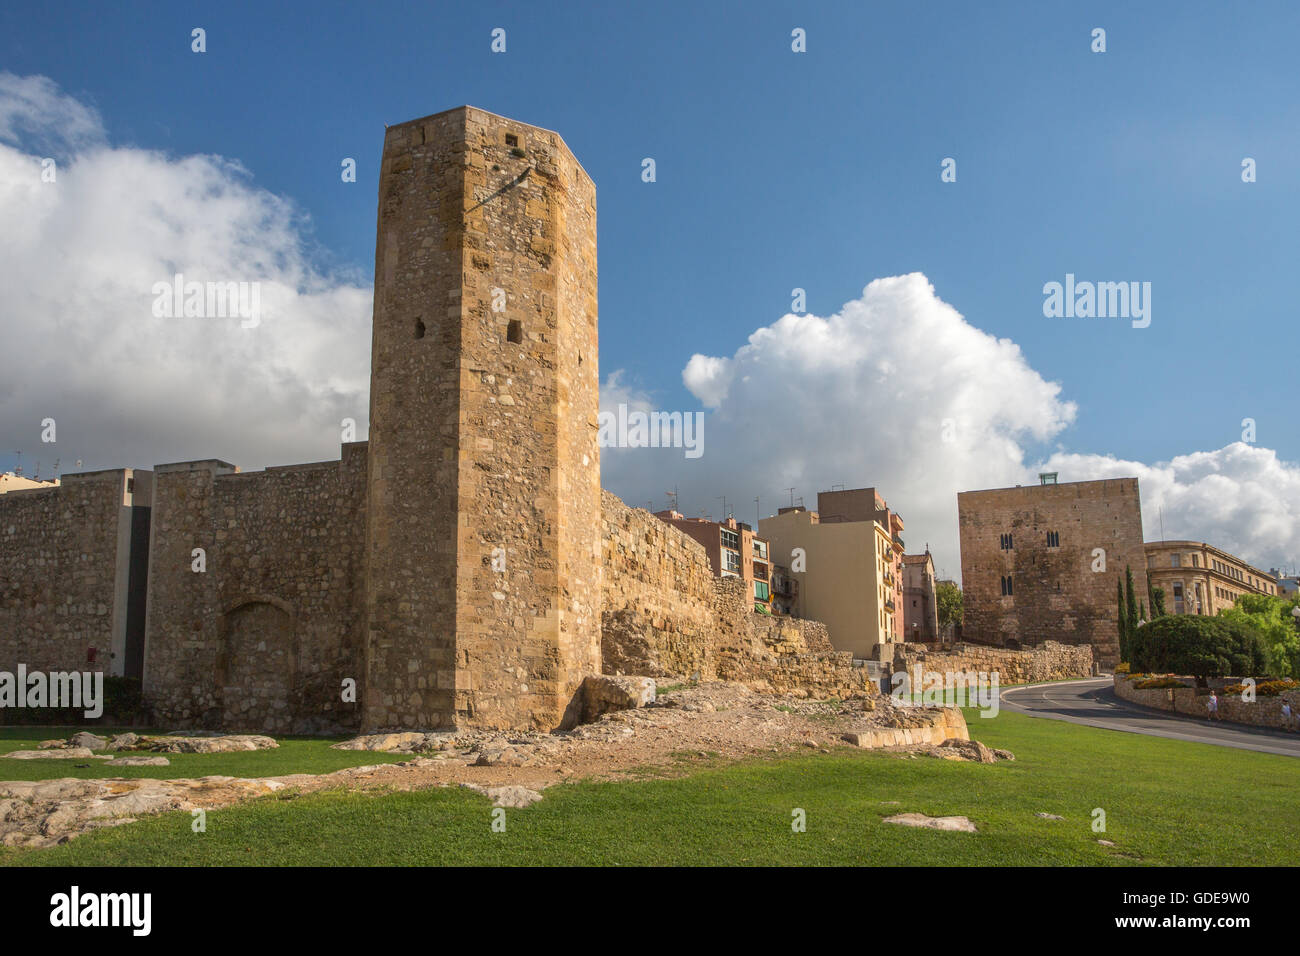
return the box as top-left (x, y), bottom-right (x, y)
top-left (654, 511), bottom-right (772, 610)
top-left (759, 493), bottom-right (900, 659)
top-left (815, 488), bottom-right (906, 642)
top-left (902, 550), bottom-right (939, 642)
top-left (1146, 541), bottom-right (1278, 615)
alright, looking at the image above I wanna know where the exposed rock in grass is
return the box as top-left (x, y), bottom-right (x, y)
top-left (884, 812), bottom-right (978, 832)
top-left (461, 783), bottom-right (544, 808)
top-left (2, 748), bottom-right (111, 760)
top-left (136, 735), bottom-right (278, 754)
top-left (105, 756), bottom-right (170, 767)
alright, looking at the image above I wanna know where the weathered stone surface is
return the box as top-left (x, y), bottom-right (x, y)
top-left (332, 732), bottom-right (431, 753)
top-left (106, 733), bottom-right (140, 751)
top-left (580, 675), bottom-right (656, 723)
top-left (68, 732), bottom-right (107, 750)
top-left (958, 478), bottom-right (1147, 667)
top-left (138, 735), bottom-right (278, 754)
top-left (362, 108), bottom-right (601, 735)
top-left (893, 641), bottom-right (1094, 686)
top-left (105, 756), bottom-right (170, 767)
top-left (2, 748), bottom-right (107, 760)
top-left (1036, 812), bottom-right (1064, 820)
top-left (461, 784), bottom-right (543, 808)
top-left (884, 813), bottom-right (978, 832)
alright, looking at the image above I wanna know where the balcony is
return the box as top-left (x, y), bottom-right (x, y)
top-left (752, 562), bottom-right (769, 582)
top-left (893, 533), bottom-right (904, 550)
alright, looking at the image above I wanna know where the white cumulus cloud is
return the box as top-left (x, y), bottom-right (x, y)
top-left (0, 73), bottom-right (371, 475)
top-left (603, 274), bottom-right (1300, 582)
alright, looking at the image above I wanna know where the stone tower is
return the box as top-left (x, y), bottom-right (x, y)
top-left (363, 107), bottom-right (601, 732)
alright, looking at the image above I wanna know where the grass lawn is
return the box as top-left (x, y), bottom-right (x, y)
top-left (2, 708), bottom-right (1297, 866)
top-left (0, 727), bottom-right (409, 782)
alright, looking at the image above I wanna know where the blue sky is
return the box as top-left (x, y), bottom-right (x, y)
top-left (2, 0), bottom-right (1297, 577)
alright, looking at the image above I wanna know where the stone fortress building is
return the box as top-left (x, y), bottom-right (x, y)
top-left (957, 474), bottom-right (1148, 667)
top-left (0, 108), bottom-right (877, 735)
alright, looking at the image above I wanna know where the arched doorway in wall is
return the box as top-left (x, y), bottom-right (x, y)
top-left (217, 597), bottom-right (296, 733)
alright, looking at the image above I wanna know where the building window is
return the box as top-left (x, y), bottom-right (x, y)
top-left (1171, 553), bottom-right (1181, 568)
top-left (723, 549), bottom-right (741, 574)
top-left (1000, 575), bottom-right (1013, 597)
top-left (754, 581), bottom-right (769, 601)
top-left (505, 133), bottom-right (518, 147)
top-left (1000, 533), bottom-right (1013, 550)
top-left (1192, 555), bottom-right (1199, 568)
top-left (1046, 530), bottom-right (1059, 548)
top-left (720, 528), bottom-right (740, 550)
top-left (506, 319), bottom-right (523, 343)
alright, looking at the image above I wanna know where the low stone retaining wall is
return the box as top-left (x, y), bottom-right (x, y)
top-left (841, 706), bottom-right (969, 749)
top-left (1113, 675), bottom-right (1300, 732)
top-left (894, 640), bottom-right (1095, 684)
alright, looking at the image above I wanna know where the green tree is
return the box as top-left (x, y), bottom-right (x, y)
top-left (1218, 593), bottom-right (1300, 677)
top-left (1117, 579), bottom-right (1128, 662)
top-left (1150, 586), bottom-right (1167, 618)
top-left (1125, 565), bottom-right (1139, 640)
top-left (936, 580), bottom-right (963, 633)
top-left (1129, 615), bottom-right (1267, 686)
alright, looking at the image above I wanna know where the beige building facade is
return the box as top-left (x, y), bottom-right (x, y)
top-left (759, 504), bottom-right (896, 659)
top-left (1145, 541), bottom-right (1278, 616)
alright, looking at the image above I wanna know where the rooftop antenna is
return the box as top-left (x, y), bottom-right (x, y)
top-left (1159, 506), bottom-right (1165, 543)
top-left (831, 483), bottom-right (845, 491)
top-left (12, 451), bottom-right (22, 476)
top-left (716, 494), bottom-right (729, 521)
top-left (666, 486), bottom-right (678, 512)
top-left (785, 487), bottom-right (796, 508)
top-left (754, 495), bottom-right (760, 526)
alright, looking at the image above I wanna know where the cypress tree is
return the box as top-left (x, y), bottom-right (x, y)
top-left (1125, 565), bottom-right (1139, 639)
top-left (1117, 578), bottom-right (1128, 662)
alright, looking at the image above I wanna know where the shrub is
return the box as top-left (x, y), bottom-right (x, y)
top-left (1222, 678), bottom-right (1299, 697)
top-left (1114, 662), bottom-right (1131, 674)
top-left (1134, 677), bottom-right (1188, 689)
top-left (1129, 615), bottom-right (1267, 686)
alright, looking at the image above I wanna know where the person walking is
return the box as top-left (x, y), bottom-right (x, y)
top-left (1207, 691), bottom-right (1221, 722)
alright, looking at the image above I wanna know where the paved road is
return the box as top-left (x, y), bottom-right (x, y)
top-left (998, 678), bottom-right (1300, 758)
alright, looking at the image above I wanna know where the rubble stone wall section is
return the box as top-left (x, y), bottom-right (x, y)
top-left (894, 640), bottom-right (1095, 684)
top-left (142, 446), bottom-right (367, 734)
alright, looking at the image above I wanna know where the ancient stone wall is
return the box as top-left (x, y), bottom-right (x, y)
top-left (0, 470), bottom-right (137, 675)
top-left (142, 445), bottom-right (367, 734)
top-left (958, 478), bottom-right (1147, 667)
top-left (599, 496), bottom-right (876, 699)
top-left (893, 640), bottom-right (1095, 684)
top-left (600, 490), bottom-right (719, 679)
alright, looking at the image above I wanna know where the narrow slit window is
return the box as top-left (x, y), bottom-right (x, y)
top-left (506, 319), bottom-right (522, 343)
top-left (414, 318), bottom-right (426, 340)
top-left (505, 133), bottom-right (518, 147)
